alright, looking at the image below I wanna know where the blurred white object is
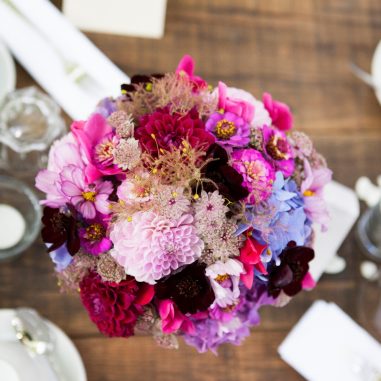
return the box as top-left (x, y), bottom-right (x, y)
top-left (0, 309), bottom-right (86, 381)
top-left (310, 181), bottom-right (360, 280)
top-left (63, 0), bottom-right (167, 39)
top-left (372, 40), bottom-right (381, 105)
top-left (355, 176), bottom-right (381, 207)
top-left (279, 300), bottom-right (381, 381)
top-left (0, 0), bottom-right (129, 119)
top-left (0, 39), bottom-right (15, 104)
top-left (360, 260), bottom-right (380, 281)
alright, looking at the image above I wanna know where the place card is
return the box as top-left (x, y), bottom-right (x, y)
top-left (63, 0), bottom-right (167, 39)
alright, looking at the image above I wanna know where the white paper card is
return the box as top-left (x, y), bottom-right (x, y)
top-left (279, 301), bottom-right (381, 381)
top-left (63, 0), bottom-right (167, 39)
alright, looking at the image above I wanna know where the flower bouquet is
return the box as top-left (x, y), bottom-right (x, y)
top-left (35, 55), bottom-right (332, 353)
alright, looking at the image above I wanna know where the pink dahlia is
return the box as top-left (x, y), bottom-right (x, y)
top-left (110, 212), bottom-right (204, 284)
top-left (231, 149), bottom-right (275, 204)
top-left (135, 107), bottom-right (215, 156)
top-left (205, 111), bottom-right (250, 149)
top-left (80, 271), bottom-right (154, 338)
top-left (262, 125), bottom-right (295, 177)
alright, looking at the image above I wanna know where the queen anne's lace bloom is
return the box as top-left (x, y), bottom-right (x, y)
top-left (110, 212), bottom-right (203, 284)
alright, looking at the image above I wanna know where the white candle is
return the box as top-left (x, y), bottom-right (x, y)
top-left (0, 204), bottom-right (26, 250)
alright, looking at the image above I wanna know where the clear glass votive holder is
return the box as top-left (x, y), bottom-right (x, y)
top-left (0, 87), bottom-right (66, 176)
top-left (0, 175), bottom-right (41, 261)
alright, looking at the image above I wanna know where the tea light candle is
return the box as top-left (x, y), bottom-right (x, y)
top-left (0, 204), bottom-right (26, 250)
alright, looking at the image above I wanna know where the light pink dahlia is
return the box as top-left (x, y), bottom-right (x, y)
top-left (110, 212), bottom-right (204, 284)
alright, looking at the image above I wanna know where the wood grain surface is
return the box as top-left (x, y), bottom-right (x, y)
top-left (1, 1), bottom-right (381, 380)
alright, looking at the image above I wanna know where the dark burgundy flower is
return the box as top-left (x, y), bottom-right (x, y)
top-left (267, 241), bottom-right (314, 298)
top-left (41, 207), bottom-right (80, 256)
top-left (155, 262), bottom-right (215, 315)
top-left (135, 107), bottom-right (215, 156)
top-left (80, 271), bottom-right (154, 338)
top-left (201, 143), bottom-right (249, 202)
top-left (121, 74), bottom-right (164, 95)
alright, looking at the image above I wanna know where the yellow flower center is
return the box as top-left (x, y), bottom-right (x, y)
top-left (215, 274), bottom-right (230, 283)
top-left (215, 119), bottom-right (237, 140)
top-left (303, 190), bottom-right (315, 197)
top-left (85, 223), bottom-right (104, 241)
top-left (82, 191), bottom-right (96, 202)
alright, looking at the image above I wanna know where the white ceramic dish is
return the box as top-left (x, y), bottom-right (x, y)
top-left (0, 40), bottom-right (16, 103)
top-left (371, 39), bottom-right (381, 105)
top-left (0, 309), bottom-right (86, 381)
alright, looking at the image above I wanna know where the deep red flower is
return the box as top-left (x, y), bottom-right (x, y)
top-left (80, 271), bottom-right (154, 338)
top-left (267, 241), bottom-right (314, 298)
top-left (41, 207), bottom-right (80, 256)
top-left (201, 143), bottom-right (249, 202)
top-left (135, 107), bottom-right (215, 156)
top-left (155, 262), bottom-right (215, 315)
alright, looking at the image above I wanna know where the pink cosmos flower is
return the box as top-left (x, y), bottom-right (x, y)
top-left (71, 113), bottom-right (122, 183)
top-left (79, 215), bottom-right (112, 255)
top-left (231, 149), bottom-right (275, 204)
top-left (110, 211), bottom-right (204, 284)
top-left (61, 166), bottom-right (113, 219)
top-left (35, 133), bottom-right (86, 208)
top-left (301, 159), bottom-right (332, 231)
top-left (176, 55), bottom-right (207, 90)
top-left (263, 92), bottom-right (293, 131)
top-left (217, 82), bottom-right (255, 123)
top-left (158, 299), bottom-right (195, 334)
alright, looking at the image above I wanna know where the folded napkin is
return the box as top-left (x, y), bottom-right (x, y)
top-left (279, 301), bottom-right (381, 381)
top-left (0, 0), bottom-right (129, 119)
top-left (309, 181), bottom-right (360, 280)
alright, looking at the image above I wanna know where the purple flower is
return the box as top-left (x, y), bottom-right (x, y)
top-left (183, 316), bottom-right (250, 354)
top-left (79, 216), bottom-right (112, 255)
top-left (95, 97), bottom-right (118, 118)
top-left (61, 166), bottom-right (113, 219)
top-left (49, 245), bottom-right (73, 272)
top-left (231, 148), bottom-right (275, 204)
top-left (206, 111), bottom-right (250, 148)
top-left (262, 125), bottom-right (294, 177)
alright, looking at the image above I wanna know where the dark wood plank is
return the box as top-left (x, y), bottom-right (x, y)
top-left (1, 0), bottom-right (381, 380)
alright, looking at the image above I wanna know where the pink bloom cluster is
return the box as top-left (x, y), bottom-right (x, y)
top-left (36, 55), bottom-right (331, 354)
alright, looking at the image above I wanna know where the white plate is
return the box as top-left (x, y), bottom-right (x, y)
top-left (371, 40), bottom-right (381, 105)
top-left (0, 309), bottom-right (87, 381)
top-left (0, 40), bottom-right (16, 103)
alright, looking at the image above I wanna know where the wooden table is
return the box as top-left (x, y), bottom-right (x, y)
top-left (1, 1), bottom-right (381, 380)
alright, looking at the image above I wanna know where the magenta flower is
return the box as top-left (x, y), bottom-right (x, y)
top-left (71, 113), bottom-right (122, 183)
top-left (176, 54), bottom-right (207, 90)
top-left (61, 166), bottom-right (113, 219)
top-left (79, 216), bottom-right (112, 255)
top-left (158, 299), bottom-right (195, 335)
top-left (231, 148), bottom-right (275, 204)
top-left (206, 111), bottom-right (250, 149)
top-left (217, 82), bottom-right (255, 123)
top-left (263, 92), bottom-right (293, 131)
top-left (262, 125), bottom-right (295, 177)
top-left (301, 159), bottom-right (332, 231)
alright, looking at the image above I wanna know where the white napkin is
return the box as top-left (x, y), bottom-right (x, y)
top-left (279, 301), bottom-right (381, 381)
top-left (0, 0), bottom-right (129, 120)
top-left (309, 181), bottom-right (360, 280)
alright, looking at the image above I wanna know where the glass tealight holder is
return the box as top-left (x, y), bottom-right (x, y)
top-left (0, 175), bottom-right (41, 261)
top-left (0, 87), bottom-right (66, 176)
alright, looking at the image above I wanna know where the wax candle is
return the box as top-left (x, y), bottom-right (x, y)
top-left (0, 204), bottom-right (26, 250)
